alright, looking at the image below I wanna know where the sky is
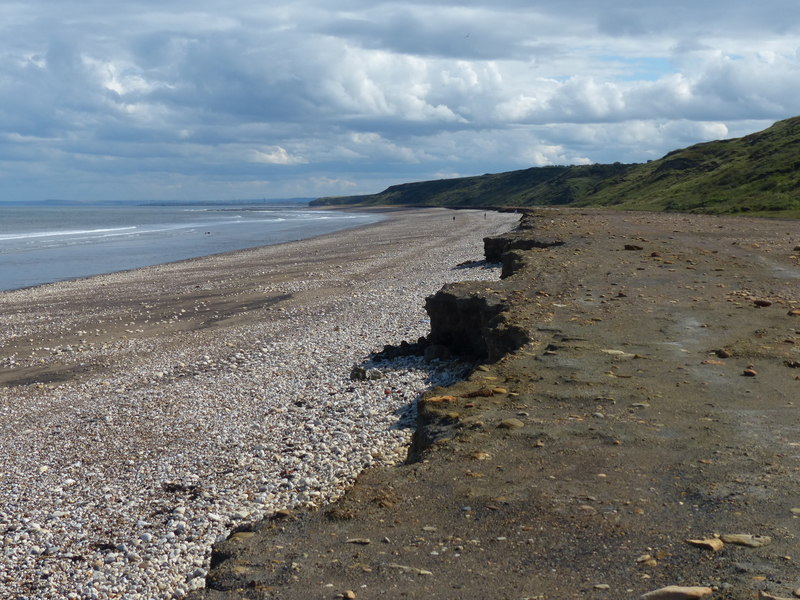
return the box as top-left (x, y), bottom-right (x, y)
top-left (1, 1), bottom-right (799, 202)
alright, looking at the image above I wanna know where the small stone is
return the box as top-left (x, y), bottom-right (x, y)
top-left (742, 368), bottom-right (758, 377)
top-left (602, 348), bottom-right (636, 358)
top-left (388, 563), bottom-right (433, 576)
top-left (594, 584), bottom-right (611, 590)
top-left (640, 585), bottom-right (713, 599)
top-left (425, 395), bottom-right (458, 405)
top-left (345, 538), bottom-right (371, 545)
top-left (349, 365), bottom-right (366, 380)
top-left (642, 558), bottom-right (659, 567)
top-left (173, 520), bottom-right (187, 533)
top-left (790, 508), bottom-right (800, 515)
top-left (498, 418), bottom-right (524, 430)
top-left (624, 244), bottom-right (644, 251)
top-left (788, 309), bottom-right (800, 317)
top-left (759, 592), bottom-right (796, 600)
top-left (686, 538), bottom-right (724, 552)
top-left (341, 591), bottom-right (356, 600)
top-left (471, 451), bottom-right (491, 460)
top-left (716, 349), bottom-right (733, 358)
top-left (349, 366), bottom-right (381, 381)
top-left (720, 533), bottom-right (771, 547)
top-left (753, 299), bottom-right (773, 307)
top-left (793, 588), bottom-right (800, 598)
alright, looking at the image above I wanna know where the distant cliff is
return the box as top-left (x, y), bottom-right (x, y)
top-left (312, 116), bottom-right (800, 217)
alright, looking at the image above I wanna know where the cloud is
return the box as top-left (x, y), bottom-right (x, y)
top-left (251, 146), bottom-right (307, 165)
top-left (0, 1), bottom-right (798, 201)
top-left (523, 144), bottom-right (592, 167)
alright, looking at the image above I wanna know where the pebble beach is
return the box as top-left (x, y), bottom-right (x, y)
top-left (0, 208), bottom-right (518, 599)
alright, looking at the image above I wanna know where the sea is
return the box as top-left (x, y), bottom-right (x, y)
top-left (0, 204), bottom-right (382, 292)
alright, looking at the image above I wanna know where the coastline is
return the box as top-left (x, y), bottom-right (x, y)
top-left (198, 208), bottom-right (800, 600)
top-left (0, 205), bottom-right (385, 294)
top-left (0, 208), bottom-right (520, 598)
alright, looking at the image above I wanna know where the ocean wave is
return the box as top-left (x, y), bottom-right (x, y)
top-left (0, 226), bottom-right (137, 241)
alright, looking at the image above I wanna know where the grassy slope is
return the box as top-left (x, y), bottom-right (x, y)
top-left (313, 116), bottom-right (800, 217)
top-left (585, 116), bottom-right (800, 215)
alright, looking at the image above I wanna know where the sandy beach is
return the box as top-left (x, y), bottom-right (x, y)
top-left (0, 208), bottom-right (519, 599)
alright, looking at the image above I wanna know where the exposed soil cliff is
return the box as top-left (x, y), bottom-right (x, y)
top-left (424, 283), bottom-right (529, 363)
top-left (482, 213), bottom-right (564, 264)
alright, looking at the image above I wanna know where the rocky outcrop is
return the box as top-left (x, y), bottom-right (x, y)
top-left (483, 214), bottom-right (564, 264)
top-left (424, 283), bottom-right (529, 362)
top-left (484, 234), bottom-right (565, 263)
top-left (421, 214), bottom-right (556, 363)
top-left (501, 249), bottom-right (527, 279)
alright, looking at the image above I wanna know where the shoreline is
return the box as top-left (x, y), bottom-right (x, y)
top-left (0, 206), bottom-right (387, 295)
top-left (198, 208), bottom-right (800, 600)
top-left (0, 208), bottom-right (520, 599)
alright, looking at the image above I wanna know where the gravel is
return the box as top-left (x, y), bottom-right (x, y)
top-left (0, 208), bottom-right (518, 599)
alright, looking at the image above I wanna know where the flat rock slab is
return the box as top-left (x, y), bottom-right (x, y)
top-left (641, 586), bottom-right (713, 599)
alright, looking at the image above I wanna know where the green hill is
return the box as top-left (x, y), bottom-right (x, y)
top-left (312, 116), bottom-right (800, 217)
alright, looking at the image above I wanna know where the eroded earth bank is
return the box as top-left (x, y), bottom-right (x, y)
top-left (198, 209), bottom-right (800, 600)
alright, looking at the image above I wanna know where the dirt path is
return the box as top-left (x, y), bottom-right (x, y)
top-left (197, 209), bottom-right (800, 600)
